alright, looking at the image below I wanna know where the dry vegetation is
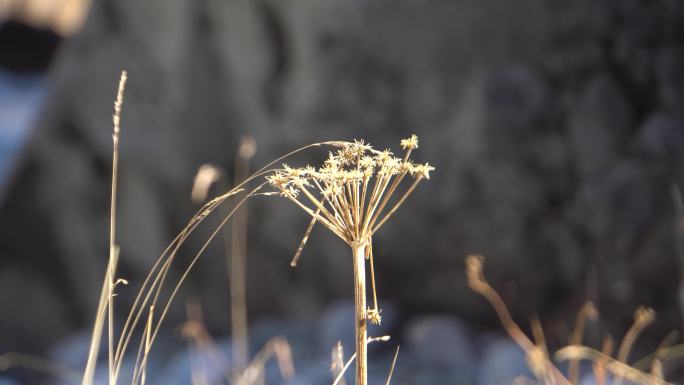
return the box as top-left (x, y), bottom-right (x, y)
top-left (466, 255), bottom-right (680, 385)
top-left (266, 133), bottom-right (433, 385)
top-left (72, 71), bottom-right (429, 385)
top-left (2, 70), bottom-right (682, 385)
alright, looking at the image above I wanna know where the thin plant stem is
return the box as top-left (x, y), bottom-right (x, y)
top-left (332, 336), bottom-right (390, 385)
top-left (82, 70), bottom-right (127, 385)
top-left (352, 244), bottom-right (368, 385)
top-left (129, 184), bottom-right (265, 385)
top-left (614, 307), bottom-right (656, 385)
top-left (108, 70), bottom-right (126, 385)
top-left (569, 302), bottom-right (598, 385)
top-left (83, 247), bottom-right (119, 385)
top-left (465, 255), bottom-right (571, 385)
top-left (368, 242), bottom-right (378, 311)
top-left (291, 207), bottom-right (320, 267)
top-left (384, 346), bottom-right (400, 385)
top-left (231, 135), bottom-right (255, 374)
top-left (371, 176), bottom-right (423, 235)
top-left (141, 306), bottom-right (153, 385)
top-left (556, 346), bottom-right (673, 385)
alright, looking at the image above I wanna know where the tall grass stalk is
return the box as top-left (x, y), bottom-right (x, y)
top-left (231, 135), bottom-right (256, 377)
top-left (82, 70), bottom-right (128, 385)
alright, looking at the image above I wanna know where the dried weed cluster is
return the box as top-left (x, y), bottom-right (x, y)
top-left (4, 70), bottom-right (678, 385)
top-left (266, 135), bottom-right (433, 248)
top-left (466, 255), bottom-right (677, 385)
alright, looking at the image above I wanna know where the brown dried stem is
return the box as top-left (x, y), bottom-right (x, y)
top-left (465, 255), bottom-right (571, 385)
top-left (556, 346), bottom-right (673, 385)
top-left (569, 302), bottom-right (599, 385)
top-left (352, 244), bottom-right (368, 385)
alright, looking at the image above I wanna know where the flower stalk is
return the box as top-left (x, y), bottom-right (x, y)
top-left (267, 135), bottom-right (433, 385)
top-left (352, 243), bottom-right (367, 385)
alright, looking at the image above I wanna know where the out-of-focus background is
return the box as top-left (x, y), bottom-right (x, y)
top-left (2, 0), bottom-right (684, 384)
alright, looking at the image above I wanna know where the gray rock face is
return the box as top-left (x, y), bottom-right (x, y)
top-left (1, 0), bottom-right (684, 355)
top-left (403, 315), bottom-right (475, 382)
top-left (476, 337), bottom-right (531, 385)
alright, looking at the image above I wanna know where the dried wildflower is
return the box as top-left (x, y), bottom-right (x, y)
top-left (267, 135), bottom-right (432, 385)
top-left (413, 163), bottom-right (435, 180)
top-left (400, 134), bottom-right (418, 150)
top-left (267, 135), bottom-right (433, 247)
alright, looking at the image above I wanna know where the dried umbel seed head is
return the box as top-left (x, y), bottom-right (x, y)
top-left (266, 136), bottom-right (434, 253)
top-left (400, 134), bottom-right (418, 150)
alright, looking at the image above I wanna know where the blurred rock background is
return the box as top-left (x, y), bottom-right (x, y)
top-left (1, 0), bottom-right (684, 383)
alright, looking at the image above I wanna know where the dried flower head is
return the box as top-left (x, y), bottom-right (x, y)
top-left (400, 134), bottom-right (418, 150)
top-left (267, 135), bottom-right (433, 250)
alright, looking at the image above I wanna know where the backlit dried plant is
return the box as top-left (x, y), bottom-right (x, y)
top-left (466, 255), bottom-right (676, 385)
top-left (0, 73), bottom-right (426, 385)
top-left (267, 136), bottom-right (433, 385)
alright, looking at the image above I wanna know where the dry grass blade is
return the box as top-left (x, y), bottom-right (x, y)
top-left (110, 141), bottom-right (353, 382)
top-left (83, 70), bottom-right (127, 385)
top-left (145, 185), bottom-right (266, 364)
top-left (384, 346), bottom-right (400, 385)
top-left (108, 70), bottom-right (127, 385)
top-left (83, 246), bottom-right (120, 385)
top-left (126, 185), bottom-right (262, 385)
